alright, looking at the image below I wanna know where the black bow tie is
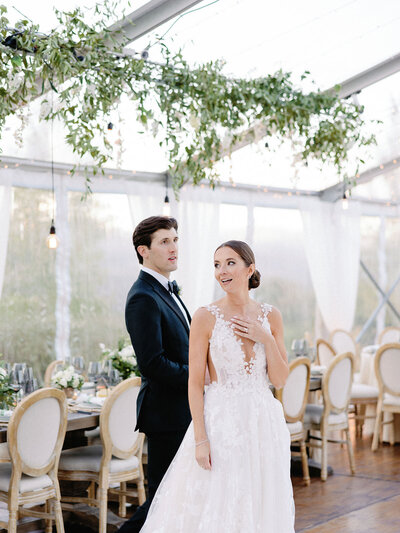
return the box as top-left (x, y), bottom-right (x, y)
top-left (168, 280), bottom-right (179, 296)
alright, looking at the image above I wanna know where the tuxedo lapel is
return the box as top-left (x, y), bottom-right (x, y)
top-left (139, 271), bottom-right (190, 333)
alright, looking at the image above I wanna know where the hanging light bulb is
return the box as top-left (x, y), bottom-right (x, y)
top-left (342, 191), bottom-right (349, 210)
top-left (162, 174), bottom-right (171, 216)
top-left (46, 219), bottom-right (59, 249)
top-left (46, 90), bottom-right (59, 249)
top-left (163, 193), bottom-right (170, 216)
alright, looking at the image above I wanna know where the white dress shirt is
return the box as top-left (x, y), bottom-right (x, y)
top-left (141, 267), bottom-right (190, 327)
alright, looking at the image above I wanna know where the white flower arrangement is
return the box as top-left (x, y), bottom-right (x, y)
top-left (51, 365), bottom-right (84, 391)
top-left (100, 339), bottom-right (140, 380)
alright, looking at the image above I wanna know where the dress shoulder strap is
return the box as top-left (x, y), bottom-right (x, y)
top-left (261, 303), bottom-right (273, 318)
top-left (202, 304), bottom-right (222, 319)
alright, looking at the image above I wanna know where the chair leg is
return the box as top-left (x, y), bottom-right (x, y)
top-left (345, 428), bottom-right (356, 475)
top-left (99, 487), bottom-right (108, 533)
top-left (119, 481), bottom-right (127, 517)
top-left (138, 463), bottom-right (146, 505)
top-left (8, 508), bottom-right (18, 533)
top-left (372, 404), bottom-right (383, 451)
top-left (53, 498), bottom-right (65, 533)
top-left (358, 404), bottom-right (366, 438)
top-left (389, 413), bottom-right (395, 446)
top-left (87, 480), bottom-right (96, 506)
top-left (321, 435), bottom-right (328, 482)
top-left (45, 499), bottom-right (53, 533)
top-left (300, 439), bottom-right (310, 486)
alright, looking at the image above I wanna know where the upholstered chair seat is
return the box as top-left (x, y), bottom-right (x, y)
top-left (286, 421), bottom-right (303, 435)
top-left (351, 383), bottom-right (378, 399)
top-left (0, 465), bottom-right (52, 493)
top-left (59, 445), bottom-right (140, 474)
top-left (304, 405), bottom-right (347, 426)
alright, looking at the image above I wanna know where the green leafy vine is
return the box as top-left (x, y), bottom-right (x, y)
top-left (0, 1), bottom-right (375, 193)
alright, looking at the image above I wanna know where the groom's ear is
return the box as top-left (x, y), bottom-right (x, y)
top-left (137, 245), bottom-right (148, 260)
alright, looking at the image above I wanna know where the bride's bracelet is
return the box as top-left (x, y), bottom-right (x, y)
top-left (195, 438), bottom-right (209, 447)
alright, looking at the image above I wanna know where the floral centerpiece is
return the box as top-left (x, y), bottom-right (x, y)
top-left (0, 365), bottom-right (15, 409)
top-left (100, 339), bottom-right (140, 380)
top-left (51, 365), bottom-right (84, 397)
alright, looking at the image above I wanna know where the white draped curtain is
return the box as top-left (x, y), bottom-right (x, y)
top-left (0, 182), bottom-right (11, 299)
top-left (300, 198), bottom-right (361, 333)
top-left (125, 182), bottom-right (220, 314)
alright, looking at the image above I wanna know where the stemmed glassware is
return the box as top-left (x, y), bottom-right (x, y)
top-left (72, 356), bottom-right (85, 375)
top-left (88, 362), bottom-right (102, 384)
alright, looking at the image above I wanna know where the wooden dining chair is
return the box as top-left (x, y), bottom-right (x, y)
top-left (315, 339), bottom-right (336, 367)
top-left (329, 329), bottom-right (359, 370)
top-left (44, 360), bottom-right (64, 387)
top-left (304, 352), bottom-right (355, 481)
top-left (372, 343), bottom-right (400, 451)
top-left (0, 388), bottom-right (67, 533)
top-left (276, 357), bottom-right (311, 485)
top-left (378, 327), bottom-right (400, 345)
top-left (58, 376), bottom-right (145, 533)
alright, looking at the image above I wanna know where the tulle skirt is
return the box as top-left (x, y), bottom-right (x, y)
top-left (140, 383), bottom-right (295, 532)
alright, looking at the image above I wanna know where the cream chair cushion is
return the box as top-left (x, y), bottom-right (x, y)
top-left (379, 347), bottom-right (400, 394)
top-left (282, 364), bottom-right (308, 419)
top-left (383, 393), bottom-right (400, 406)
top-left (351, 383), bottom-right (379, 399)
top-left (328, 357), bottom-right (352, 409)
top-left (304, 404), bottom-right (347, 426)
top-left (287, 421), bottom-right (303, 435)
top-left (17, 397), bottom-right (61, 469)
top-left (59, 445), bottom-right (139, 474)
top-left (108, 387), bottom-right (140, 453)
top-left (0, 463), bottom-right (52, 493)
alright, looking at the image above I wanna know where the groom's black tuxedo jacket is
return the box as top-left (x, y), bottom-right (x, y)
top-left (125, 270), bottom-right (192, 434)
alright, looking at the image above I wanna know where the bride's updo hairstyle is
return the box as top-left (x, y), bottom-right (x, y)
top-left (215, 240), bottom-right (261, 290)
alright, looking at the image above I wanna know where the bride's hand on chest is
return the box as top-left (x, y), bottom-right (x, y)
top-left (230, 316), bottom-right (270, 345)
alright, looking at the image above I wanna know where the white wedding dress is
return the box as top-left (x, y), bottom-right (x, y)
top-left (140, 304), bottom-right (295, 533)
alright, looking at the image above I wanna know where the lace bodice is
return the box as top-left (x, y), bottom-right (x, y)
top-left (205, 303), bottom-right (273, 394)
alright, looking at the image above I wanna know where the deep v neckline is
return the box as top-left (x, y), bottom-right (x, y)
top-left (212, 305), bottom-right (266, 371)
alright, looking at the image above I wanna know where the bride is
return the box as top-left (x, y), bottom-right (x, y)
top-left (140, 240), bottom-right (295, 532)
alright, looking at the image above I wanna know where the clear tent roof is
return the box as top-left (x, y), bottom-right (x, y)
top-left (4, 0), bottom-right (400, 200)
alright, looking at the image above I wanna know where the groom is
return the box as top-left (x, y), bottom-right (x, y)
top-left (118, 216), bottom-right (191, 533)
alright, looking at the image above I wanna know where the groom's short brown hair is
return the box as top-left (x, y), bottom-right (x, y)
top-left (132, 216), bottom-right (178, 264)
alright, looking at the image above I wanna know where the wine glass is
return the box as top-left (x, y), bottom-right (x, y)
top-left (72, 356), bottom-right (85, 375)
top-left (88, 362), bottom-right (101, 384)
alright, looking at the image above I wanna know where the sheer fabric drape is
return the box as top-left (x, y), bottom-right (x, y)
top-left (125, 183), bottom-right (220, 313)
top-left (0, 183), bottom-right (11, 299)
top-left (300, 198), bottom-right (361, 332)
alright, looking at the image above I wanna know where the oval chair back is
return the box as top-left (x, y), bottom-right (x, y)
top-left (329, 329), bottom-right (357, 358)
top-left (8, 387), bottom-right (67, 478)
top-left (100, 376), bottom-right (141, 460)
top-left (378, 327), bottom-right (400, 346)
top-left (316, 339), bottom-right (336, 367)
top-left (44, 360), bottom-right (64, 387)
top-left (322, 352), bottom-right (354, 415)
top-left (277, 357), bottom-right (310, 423)
top-left (374, 343), bottom-right (400, 398)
